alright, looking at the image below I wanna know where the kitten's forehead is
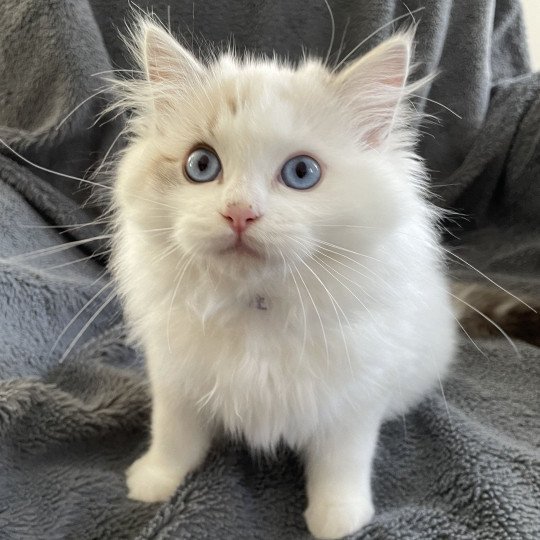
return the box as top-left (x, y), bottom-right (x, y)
top-left (204, 60), bottom-right (324, 146)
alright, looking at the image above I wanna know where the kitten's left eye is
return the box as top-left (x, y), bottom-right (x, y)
top-left (280, 155), bottom-right (321, 190)
top-left (185, 147), bottom-right (221, 182)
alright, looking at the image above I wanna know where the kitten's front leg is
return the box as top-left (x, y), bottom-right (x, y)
top-left (126, 368), bottom-right (211, 503)
top-left (304, 408), bottom-right (384, 539)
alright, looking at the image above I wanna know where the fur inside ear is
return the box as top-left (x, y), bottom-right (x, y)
top-left (139, 21), bottom-right (204, 112)
top-left (333, 34), bottom-right (412, 146)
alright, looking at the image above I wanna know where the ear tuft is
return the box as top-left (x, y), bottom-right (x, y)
top-left (141, 21), bottom-right (203, 85)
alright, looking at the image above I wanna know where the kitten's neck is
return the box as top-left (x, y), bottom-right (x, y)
top-left (178, 262), bottom-right (284, 318)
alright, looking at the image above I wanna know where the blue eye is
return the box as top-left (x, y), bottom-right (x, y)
top-left (185, 148), bottom-right (221, 182)
top-left (280, 155), bottom-right (321, 190)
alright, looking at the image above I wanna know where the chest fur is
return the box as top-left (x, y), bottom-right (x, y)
top-left (167, 301), bottom-right (354, 449)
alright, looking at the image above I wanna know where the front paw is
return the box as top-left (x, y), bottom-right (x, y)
top-left (126, 453), bottom-right (186, 503)
top-left (305, 497), bottom-right (374, 539)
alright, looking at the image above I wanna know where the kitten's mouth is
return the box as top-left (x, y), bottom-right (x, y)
top-left (219, 239), bottom-right (262, 259)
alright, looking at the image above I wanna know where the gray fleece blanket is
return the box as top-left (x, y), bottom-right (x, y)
top-left (0, 1), bottom-right (539, 538)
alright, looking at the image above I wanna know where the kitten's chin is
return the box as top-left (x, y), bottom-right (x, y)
top-left (203, 238), bottom-right (280, 276)
top-left (216, 248), bottom-right (267, 275)
top-left (218, 242), bottom-right (262, 259)
top-left (210, 235), bottom-right (265, 260)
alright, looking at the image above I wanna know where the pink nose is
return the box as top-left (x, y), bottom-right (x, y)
top-left (221, 204), bottom-right (259, 234)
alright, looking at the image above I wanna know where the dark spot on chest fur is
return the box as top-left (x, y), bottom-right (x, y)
top-left (227, 96), bottom-right (238, 115)
top-left (250, 295), bottom-right (268, 311)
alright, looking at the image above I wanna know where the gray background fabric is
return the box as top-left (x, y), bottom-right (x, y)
top-left (0, 0), bottom-right (538, 538)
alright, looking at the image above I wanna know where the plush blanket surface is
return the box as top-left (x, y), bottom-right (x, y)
top-left (0, 1), bottom-right (538, 538)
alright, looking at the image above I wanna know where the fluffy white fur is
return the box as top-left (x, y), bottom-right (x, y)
top-left (111, 20), bottom-right (456, 539)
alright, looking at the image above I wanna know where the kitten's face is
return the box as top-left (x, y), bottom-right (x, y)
top-left (116, 24), bottom-right (419, 281)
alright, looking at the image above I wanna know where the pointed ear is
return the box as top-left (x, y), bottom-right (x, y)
top-left (333, 34), bottom-right (412, 146)
top-left (139, 21), bottom-right (204, 111)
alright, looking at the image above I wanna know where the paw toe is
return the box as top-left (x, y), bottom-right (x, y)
top-left (305, 498), bottom-right (374, 539)
top-left (126, 455), bottom-right (184, 503)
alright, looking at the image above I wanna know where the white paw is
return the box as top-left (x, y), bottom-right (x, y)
top-left (305, 497), bottom-right (374, 539)
top-left (126, 453), bottom-right (186, 503)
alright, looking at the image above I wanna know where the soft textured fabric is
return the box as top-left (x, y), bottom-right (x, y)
top-left (0, 1), bottom-right (538, 538)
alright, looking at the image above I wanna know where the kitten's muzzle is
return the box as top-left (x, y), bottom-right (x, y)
top-left (220, 203), bottom-right (261, 236)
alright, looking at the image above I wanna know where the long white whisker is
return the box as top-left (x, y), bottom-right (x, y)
top-left (443, 247), bottom-right (537, 313)
top-left (50, 281), bottom-right (113, 356)
top-left (167, 252), bottom-right (196, 353)
top-left (128, 194), bottom-right (178, 211)
top-left (19, 219), bottom-right (111, 231)
top-left (437, 375), bottom-right (453, 427)
top-left (43, 249), bottom-right (111, 271)
top-left (452, 315), bottom-right (489, 360)
top-left (334, 16), bottom-right (351, 67)
top-left (286, 234), bottom-right (389, 288)
top-left (337, 224), bottom-right (536, 316)
top-left (93, 128), bottom-right (125, 176)
top-left (310, 254), bottom-right (392, 348)
top-left (322, 0), bottom-right (335, 66)
top-left (55, 87), bottom-right (110, 130)
top-left (8, 235), bottom-right (111, 261)
top-left (311, 224), bottom-right (376, 229)
top-left (410, 94), bottom-right (462, 119)
top-left (141, 226), bottom-right (176, 233)
top-left (314, 239), bottom-right (383, 263)
top-left (0, 137), bottom-right (111, 191)
top-left (290, 259), bottom-right (330, 367)
top-left (449, 292), bottom-right (521, 358)
top-left (59, 291), bottom-right (117, 363)
top-left (312, 253), bottom-right (378, 305)
top-left (91, 68), bottom-right (144, 77)
top-left (286, 234), bottom-right (399, 304)
top-left (154, 242), bottom-right (180, 264)
top-left (294, 255), bottom-right (353, 374)
top-left (316, 247), bottom-right (390, 288)
top-left (279, 248), bottom-right (307, 364)
top-left (334, 7), bottom-right (424, 71)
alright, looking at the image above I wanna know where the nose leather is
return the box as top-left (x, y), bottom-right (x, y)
top-left (222, 204), bottom-right (259, 234)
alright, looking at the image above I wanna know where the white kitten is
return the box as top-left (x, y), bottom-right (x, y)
top-left (111, 20), bottom-right (455, 539)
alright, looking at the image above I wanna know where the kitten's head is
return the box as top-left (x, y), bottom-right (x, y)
top-left (115, 20), bottom-right (426, 284)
